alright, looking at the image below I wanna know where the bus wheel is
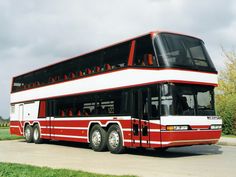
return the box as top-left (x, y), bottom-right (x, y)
top-left (24, 124), bottom-right (33, 143)
top-left (107, 125), bottom-right (125, 154)
top-left (90, 125), bottom-right (107, 151)
top-left (33, 124), bottom-right (43, 144)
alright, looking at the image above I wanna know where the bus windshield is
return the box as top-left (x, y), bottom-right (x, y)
top-left (155, 33), bottom-right (216, 72)
top-left (161, 84), bottom-right (215, 116)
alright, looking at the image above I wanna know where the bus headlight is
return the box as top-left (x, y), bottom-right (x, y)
top-left (210, 125), bottom-right (222, 130)
top-left (166, 125), bottom-right (188, 131)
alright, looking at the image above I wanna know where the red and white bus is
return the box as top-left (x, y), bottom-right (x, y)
top-left (10, 31), bottom-right (222, 153)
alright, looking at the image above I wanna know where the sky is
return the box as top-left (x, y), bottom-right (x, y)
top-left (0, 0), bottom-right (236, 118)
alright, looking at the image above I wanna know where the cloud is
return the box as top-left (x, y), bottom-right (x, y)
top-left (0, 0), bottom-right (236, 117)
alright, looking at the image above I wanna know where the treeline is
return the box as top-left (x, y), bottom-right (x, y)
top-left (0, 117), bottom-right (9, 127)
top-left (216, 50), bottom-right (236, 135)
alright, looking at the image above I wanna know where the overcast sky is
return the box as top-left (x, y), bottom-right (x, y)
top-left (0, 0), bottom-right (236, 118)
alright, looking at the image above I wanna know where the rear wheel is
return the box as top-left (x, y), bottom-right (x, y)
top-left (33, 124), bottom-right (43, 144)
top-left (24, 124), bottom-right (33, 143)
top-left (107, 125), bottom-right (125, 154)
top-left (90, 125), bottom-right (107, 151)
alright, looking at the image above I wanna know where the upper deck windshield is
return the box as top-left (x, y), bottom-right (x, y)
top-left (154, 33), bottom-right (216, 72)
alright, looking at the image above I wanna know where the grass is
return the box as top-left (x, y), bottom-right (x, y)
top-left (0, 127), bottom-right (23, 140)
top-left (222, 134), bottom-right (236, 138)
top-left (0, 162), bottom-right (135, 177)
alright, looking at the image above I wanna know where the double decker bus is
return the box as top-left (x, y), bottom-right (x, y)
top-left (10, 31), bottom-right (222, 154)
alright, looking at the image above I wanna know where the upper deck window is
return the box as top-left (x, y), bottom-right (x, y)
top-left (133, 35), bottom-right (157, 67)
top-left (11, 41), bottom-right (131, 93)
top-left (154, 33), bottom-right (216, 72)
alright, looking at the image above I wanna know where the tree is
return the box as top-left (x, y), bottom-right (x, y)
top-left (216, 50), bottom-right (236, 135)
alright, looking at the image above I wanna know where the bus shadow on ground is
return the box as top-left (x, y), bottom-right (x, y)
top-left (125, 145), bottom-right (223, 158)
top-left (18, 140), bottom-right (223, 158)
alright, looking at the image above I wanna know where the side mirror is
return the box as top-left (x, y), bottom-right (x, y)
top-left (162, 84), bottom-right (169, 96)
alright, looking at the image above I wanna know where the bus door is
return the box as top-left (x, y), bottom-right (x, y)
top-left (131, 88), bottom-right (150, 148)
top-left (19, 104), bottom-right (24, 131)
top-left (46, 100), bottom-right (55, 140)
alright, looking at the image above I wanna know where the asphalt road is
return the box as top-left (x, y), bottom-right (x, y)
top-left (0, 140), bottom-right (235, 177)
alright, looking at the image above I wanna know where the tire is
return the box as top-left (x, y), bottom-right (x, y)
top-left (33, 124), bottom-right (43, 144)
top-left (24, 124), bottom-right (33, 143)
top-left (89, 125), bottom-right (107, 151)
top-left (107, 125), bottom-right (125, 154)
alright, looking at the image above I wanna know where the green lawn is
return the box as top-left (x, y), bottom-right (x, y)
top-left (0, 162), bottom-right (134, 177)
top-left (0, 127), bottom-right (23, 140)
top-left (222, 134), bottom-right (236, 138)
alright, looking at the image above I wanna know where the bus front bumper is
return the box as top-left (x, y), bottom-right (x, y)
top-left (160, 129), bottom-right (221, 147)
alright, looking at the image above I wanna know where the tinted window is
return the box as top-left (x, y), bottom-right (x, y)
top-left (155, 33), bottom-right (216, 72)
top-left (12, 41), bottom-right (131, 93)
top-left (47, 89), bottom-right (131, 117)
top-left (160, 83), bottom-right (215, 116)
top-left (133, 35), bottom-right (156, 66)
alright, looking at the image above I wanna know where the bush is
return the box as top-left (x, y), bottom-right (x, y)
top-left (216, 93), bottom-right (236, 135)
top-left (216, 50), bottom-right (236, 135)
top-left (0, 122), bottom-right (9, 127)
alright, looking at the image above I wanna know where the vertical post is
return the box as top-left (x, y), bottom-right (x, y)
top-left (128, 40), bottom-right (136, 66)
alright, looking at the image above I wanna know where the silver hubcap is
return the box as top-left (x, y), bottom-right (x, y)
top-left (34, 128), bottom-right (39, 140)
top-left (92, 130), bottom-right (101, 147)
top-left (25, 127), bottom-right (31, 140)
top-left (109, 130), bottom-right (119, 149)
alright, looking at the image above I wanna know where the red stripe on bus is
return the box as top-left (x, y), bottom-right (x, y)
top-left (161, 130), bottom-right (221, 142)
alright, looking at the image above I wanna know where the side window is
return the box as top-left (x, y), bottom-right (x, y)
top-left (161, 84), bottom-right (173, 116)
top-left (82, 102), bottom-right (95, 116)
top-left (96, 100), bottom-right (114, 115)
top-left (53, 89), bottom-right (131, 117)
top-left (120, 91), bottom-right (131, 114)
top-left (132, 90), bottom-right (139, 118)
top-left (133, 35), bottom-right (156, 66)
top-left (189, 46), bottom-right (208, 67)
top-left (141, 89), bottom-right (149, 120)
top-left (133, 88), bottom-right (149, 120)
top-left (12, 40), bottom-right (132, 93)
top-left (102, 42), bottom-right (131, 69)
top-left (131, 85), bottom-right (160, 120)
top-left (150, 85), bottom-right (160, 119)
top-left (95, 90), bottom-right (123, 115)
top-left (46, 100), bottom-right (55, 117)
top-left (55, 97), bottom-right (74, 117)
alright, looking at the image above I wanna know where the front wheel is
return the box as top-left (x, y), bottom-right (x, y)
top-left (90, 125), bottom-right (107, 151)
top-left (24, 124), bottom-right (33, 143)
top-left (33, 124), bottom-right (43, 144)
top-left (107, 125), bottom-right (125, 154)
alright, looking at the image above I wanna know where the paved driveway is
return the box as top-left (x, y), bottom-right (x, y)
top-left (0, 140), bottom-right (235, 177)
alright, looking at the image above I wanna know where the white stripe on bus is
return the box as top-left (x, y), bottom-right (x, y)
top-left (41, 126), bottom-right (88, 130)
top-left (41, 134), bottom-right (87, 139)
